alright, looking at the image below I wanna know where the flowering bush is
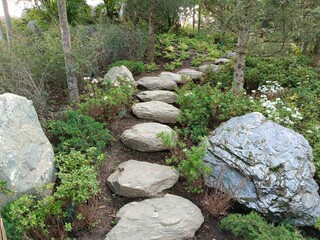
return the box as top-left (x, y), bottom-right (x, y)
top-left (78, 76), bottom-right (137, 121)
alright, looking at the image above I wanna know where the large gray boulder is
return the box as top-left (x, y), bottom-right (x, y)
top-left (105, 194), bottom-right (204, 240)
top-left (132, 101), bottom-right (181, 124)
top-left (204, 112), bottom-right (320, 226)
top-left (177, 69), bottom-right (203, 80)
top-left (107, 160), bottom-right (179, 197)
top-left (104, 66), bottom-right (135, 86)
top-left (121, 123), bottom-right (176, 152)
top-left (137, 90), bottom-right (178, 104)
top-left (137, 76), bottom-right (177, 90)
top-left (0, 93), bottom-right (55, 208)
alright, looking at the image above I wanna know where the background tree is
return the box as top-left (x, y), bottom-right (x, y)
top-left (1, 0), bottom-right (12, 45)
top-left (124, 0), bottom-right (190, 63)
top-left (204, 0), bottom-right (261, 93)
top-left (24, 0), bottom-right (91, 27)
top-left (0, 19), bottom-right (4, 41)
top-left (58, 0), bottom-right (79, 102)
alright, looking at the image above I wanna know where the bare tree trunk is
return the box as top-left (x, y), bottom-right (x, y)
top-left (312, 34), bottom-right (320, 66)
top-left (192, 6), bottom-right (195, 31)
top-left (302, 40), bottom-right (309, 55)
top-left (146, 0), bottom-right (156, 64)
top-left (58, 0), bottom-right (79, 103)
top-left (0, 214), bottom-right (7, 240)
top-left (1, 0), bottom-right (12, 45)
top-left (197, 0), bottom-right (201, 33)
top-left (232, 29), bottom-right (250, 94)
top-left (0, 19), bottom-right (4, 41)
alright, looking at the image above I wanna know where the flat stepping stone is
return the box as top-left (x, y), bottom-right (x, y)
top-left (137, 90), bottom-right (178, 103)
top-left (137, 76), bottom-right (177, 90)
top-left (198, 64), bottom-right (220, 73)
top-left (214, 58), bottom-right (231, 64)
top-left (177, 68), bottom-right (203, 80)
top-left (107, 160), bottom-right (179, 198)
top-left (105, 194), bottom-right (204, 240)
top-left (132, 101), bottom-right (181, 123)
top-left (159, 72), bottom-right (183, 83)
top-left (121, 123), bottom-right (176, 152)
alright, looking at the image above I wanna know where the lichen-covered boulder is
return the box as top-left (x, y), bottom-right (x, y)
top-left (0, 93), bottom-right (56, 208)
top-left (105, 194), bottom-right (204, 240)
top-left (204, 112), bottom-right (320, 226)
top-left (104, 65), bottom-right (135, 86)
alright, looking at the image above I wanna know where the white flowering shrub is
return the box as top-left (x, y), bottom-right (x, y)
top-left (249, 81), bottom-right (303, 128)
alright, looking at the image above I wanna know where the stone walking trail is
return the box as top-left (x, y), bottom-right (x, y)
top-left (105, 62), bottom-right (225, 240)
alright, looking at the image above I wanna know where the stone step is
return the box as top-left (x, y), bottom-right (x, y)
top-left (132, 101), bottom-right (180, 124)
top-left (137, 76), bottom-right (177, 90)
top-left (105, 194), bottom-right (204, 240)
top-left (107, 160), bottom-right (179, 198)
top-left (121, 122), bottom-right (176, 152)
top-left (198, 64), bottom-right (220, 73)
top-left (159, 71), bottom-right (183, 83)
top-left (177, 68), bottom-right (203, 80)
top-left (137, 90), bottom-right (178, 104)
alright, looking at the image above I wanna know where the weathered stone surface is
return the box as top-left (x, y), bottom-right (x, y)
top-left (0, 93), bottom-right (56, 208)
top-left (226, 52), bottom-right (236, 59)
top-left (205, 112), bottom-right (320, 226)
top-left (121, 123), bottom-right (176, 152)
top-left (137, 90), bottom-right (178, 103)
top-left (132, 101), bottom-right (181, 123)
top-left (104, 66), bottom-right (135, 86)
top-left (198, 64), bottom-right (220, 73)
top-left (214, 58), bottom-right (231, 64)
top-left (105, 194), bottom-right (204, 240)
top-left (177, 69), bottom-right (203, 80)
top-left (159, 72), bottom-right (183, 83)
top-left (137, 76), bottom-right (177, 90)
top-left (107, 160), bottom-right (179, 197)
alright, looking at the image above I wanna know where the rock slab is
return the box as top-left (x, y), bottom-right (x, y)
top-left (137, 90), bottom-right (178, 103)
top-left (177, 69), bottom-right (203, 80)
top-left (159, 72), bottom-right (183, 83)
top-left (204, 112), bottom-right (320, 226)
top-left (137, 77), bottom-right (177, 90)
top-left (121, 123), bottom-right (176, 152)
top-left (105, 194), bottom-right (204, 240)
top-left (104, 65), bottom-right (135, 86)
top-left (107, 160), bottom-right (179, 197)
top-left (132, 101), bottom-right (181, 123)
top-left (198, 64), bottom-right (220, 73)
top-left (0, 93), bottom-right (56, 208)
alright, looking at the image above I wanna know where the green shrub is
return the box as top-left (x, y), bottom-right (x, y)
top-left (177, 82), bottom-right (259, 142)
top-left (47, 110), bottom-right (112, 155)
top-left (78, 76), bottom-right (137, 121)
top-left (108, 60), bottom-right (145, 75)
top-left (54, 149), bottom-right (101, 203)
top-left (3, 149), bottom-right (101, 239)
top-left (158, 132), bottom-right (211, 193)
top-left (72, 24), bottom-right (147, 76)
top-left (221, 212), bottom-right (313, 240)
